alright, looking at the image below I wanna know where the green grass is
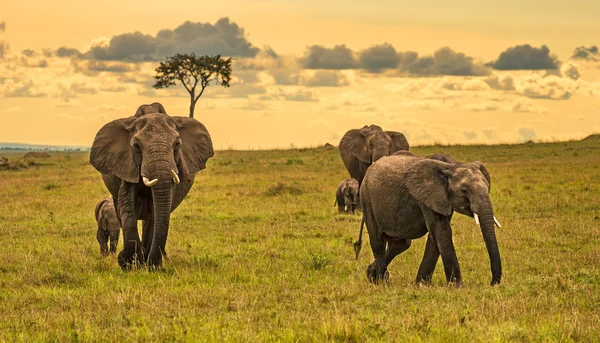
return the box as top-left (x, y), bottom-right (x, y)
top-left (0, 140), bottom-right (599, 342)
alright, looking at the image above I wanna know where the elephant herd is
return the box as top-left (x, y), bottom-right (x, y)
top-left (91, 102), bottom-right (502, 287)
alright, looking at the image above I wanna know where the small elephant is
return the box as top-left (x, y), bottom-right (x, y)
top-left (134, 102), bottom-right (167, 117)
top-left (95, 197), bottom-right (120, 256)
top-left (339, 125), bottom-right (409, 185)
top-left (354, 151), bottom-right (502, 286)
top-left (335, 178), bottom-right (360, 214)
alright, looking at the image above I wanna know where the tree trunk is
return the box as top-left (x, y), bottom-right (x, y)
top-left (189, 91), bottom-right (195, 118)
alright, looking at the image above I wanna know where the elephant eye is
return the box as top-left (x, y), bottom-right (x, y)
top-left (460, 188), bottom-right (468, 195)
top-left (174, 140), bottom-right (181, 150)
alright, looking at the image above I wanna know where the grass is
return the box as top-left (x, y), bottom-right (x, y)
top-left (0, 140), bottom-right (599, 342)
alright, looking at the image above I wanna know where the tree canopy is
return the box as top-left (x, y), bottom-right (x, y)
top-left (153, 53), bottom-right (232, 118)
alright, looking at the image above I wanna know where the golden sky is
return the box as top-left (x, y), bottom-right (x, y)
top-left (1, 0), bottom-right (600, 148)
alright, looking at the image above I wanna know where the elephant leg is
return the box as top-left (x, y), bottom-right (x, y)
top-left (96, 228), bottom-right (109, 256)
top-left (422, 207), bottom-right (462, 285)
top-left (338, 204), bottom-right (344, 214)
top-left (365, 205), bottom-right (388, 284)
top-left (416, 233), bottom-right (440, 285)
top-left (142, 219), bottom-right (154, 259)
top-left (385, 237), bottom-right (411, 265)
top-left (117, 183), bottom-right (143, 270)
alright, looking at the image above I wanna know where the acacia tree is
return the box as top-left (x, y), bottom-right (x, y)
top-left (153, 53), bottom-right (232, 118)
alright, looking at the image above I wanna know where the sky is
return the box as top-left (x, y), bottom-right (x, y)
top-left (1, 0), bottom-right (600, 149)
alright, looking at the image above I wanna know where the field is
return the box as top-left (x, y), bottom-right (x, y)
top-left (1, 139), bottom-right (599, 342)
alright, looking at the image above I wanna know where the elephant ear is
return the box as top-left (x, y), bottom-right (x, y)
top-left (339, 128), bottom-right (371, 163)
top-left (405, 159), bottom-right (454, 216)
top-left (472, 161), bottom-right (491, 192)
top-left (90, 117), bottom-right (138, 183)
top-left (95, 199), bottom-right (107, 223)
top-left (386, 131), bottom-right (409, 152)
top-left (173, 117), bottom-right (214, 180)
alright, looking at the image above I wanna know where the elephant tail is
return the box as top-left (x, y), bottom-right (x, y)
top-left (334, 198), bottom-right (337, 207)
top-left (353, 215), bottom-right (365, 259)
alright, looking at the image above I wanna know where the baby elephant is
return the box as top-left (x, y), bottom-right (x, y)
top-left (94, 197), bottom-right (121, 256)
top-left (335, 178), bottom-right (360, 214)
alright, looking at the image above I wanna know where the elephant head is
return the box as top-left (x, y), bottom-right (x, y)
top-left (339, 125), bottom-right (409, 184)
top-left (90, 110), bottom-right (214, 266)
top-left (94, 197), bottom-right (120, 256)
top-left (344, 178), bottom-right (360, 210)
top-left (405, 159), bottom-right (502, 285)
top-left (134, 102), bottom-right (167, 117)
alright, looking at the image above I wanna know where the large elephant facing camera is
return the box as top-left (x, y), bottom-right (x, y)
top-left (354, 151), bottom-right (502, 286)
top-left (339, 125), bottom-right (409, 185)
top-left (90, 103), bottom-right (214, 269)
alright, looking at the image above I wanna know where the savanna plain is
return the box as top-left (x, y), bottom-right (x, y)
top-left (0, 138), bottom-right (599, 342)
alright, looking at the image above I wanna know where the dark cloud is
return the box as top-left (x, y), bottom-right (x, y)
top-left (22, 49), bottom-right (36, 57)
top-left (0, 22), bottom-right (5, 32)
top-left (489, 44), bottom-right (560, 70)
top-left (571, 46), bottom-right (599, 61)
top-left (258, 88), bottom-right (318, 102)
top-left (270, 69), bottom-right (301, 85)
top-left (85, 60), bottom-right (137, 73)
top-left (358, 43), bottom-right (400, 72)
top-left (300, 45), bottom-right (356, 69)
top-left (84, 17), bottom-right (259, 62)
top-left (304, 71), bottom-right (349, 87)
top-left (0, 41), bottom-right (8, 58)
top-left (89, 32), bottom-right (156, 61)
top-left (402, 47), bottom-right (489, 76)
top-left (299, 44), bottom-right (487, 76)
top-left (56, 47), bottom-right (82, 58)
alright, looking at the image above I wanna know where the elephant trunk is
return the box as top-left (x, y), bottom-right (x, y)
top-left (147, 182), bottom-right (173, 268)
top-left (472, 197), bottom-right (502, 286)
top-left (109, 231), bottom-right (119, 253)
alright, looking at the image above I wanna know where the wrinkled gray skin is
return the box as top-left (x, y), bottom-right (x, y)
top-left (135, 102), bottom-right (167, 117)
top-left (90, 103), bottom-right (214, 270)
top-left (354, 151), bottom-right (502, 286)
top-left (95, 197), bottom-right (120, 256)
top-left (335, 178), bottom-right (359, 214)
top-left (339, 125), bottom-right (409, 185)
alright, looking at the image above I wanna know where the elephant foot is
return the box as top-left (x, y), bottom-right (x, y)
top-left (415, 275), bottom-right (433, 287)
top-left (366, 263), bottom-right (390, 285)
top-left (118, 250), bottom-right (144, 271)
top-left (146, 249), bottom-right (164, 270)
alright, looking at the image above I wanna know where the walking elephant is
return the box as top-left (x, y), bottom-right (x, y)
top-left (90, 102), bottom-right (214, 270)
top-left (95, 196), bottom-right (120, 256)
top-left (339, 125), bottom-right (409, 185)
top-left (354, 151), bottom-right (502, 286)
top-left (335, 178), bottom-right (359, 214)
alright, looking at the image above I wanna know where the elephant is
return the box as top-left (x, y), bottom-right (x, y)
top-left (335, 178), bottom-right (360, 214)
top-left (339, 125), bottom-right (409, 185)
top-left (353, 151), bottom-right (502, 286)
top-left (135, 102), bottom-right (167, 117)
top-left (95, 196), bottom-right (120, 256)
top-left (90, 102), bottom-right (214, 270)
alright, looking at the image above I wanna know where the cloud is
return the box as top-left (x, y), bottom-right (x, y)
top-left (52, 99), bottom-right (84, 108)
top-left (358, 43), bottom-right (400, 72)
top-left (0, 78), bottom-right (46, 97)
top-left (518, 127), bottom-right (536, 142)
top-left (0, 106), bottom-right (22, 113)
top-left (0, 41), bottom-right (8, 58)
top-left (560, 62), bottom-right (580, 80)
top-left (0, 22), bottom-right (5, 32)
top-left (484, 73), bottom-right (516, 90)
top-left (86, 104), bottom-right (128, 112)
top-left (402, 47), bottom-right (489, 76)
top-left (300, 45), bottom-right (356, 69)
top-left (304, 70), bottom-right (349, 87)
top-left (77, 17), bottom-right (259, 62)
top-left (571, 46), bottom-right (599, 61)
top-left (464, 131), bottom-right (477, 140)
top-left (56, 47), bottom-right (82, 58)
top-left (516, 72), bottom-right (577, 100)
top-left (270, 69), bottom-right (301, 85)
top-left (484, 129), bottom-right (499, 141)
top-left (72, 59), bottom-right (138, 74)
top-left (259, 87), bottom-right (318, 102)
top-left (511, 100), bottom-right (549, 114)
top-left (489, 44), bottom-right (560, 70)
top-left (463, 101), bottom-right (501, 112)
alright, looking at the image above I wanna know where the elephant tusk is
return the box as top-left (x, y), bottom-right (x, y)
top-left (474, 213), bottom-right (480, 225)
top-left (143, 177), bottom-right (158, 187)
top-left (494, 216), bottom-right (502, 229)
top-left (171, 170), bottom-right (180, 185)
